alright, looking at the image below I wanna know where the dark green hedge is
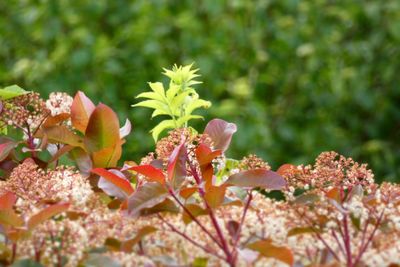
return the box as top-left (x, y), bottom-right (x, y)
top-left (1, 0), bottom-right (399, 182)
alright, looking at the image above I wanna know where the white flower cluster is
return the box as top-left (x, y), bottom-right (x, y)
top-left (46, 92), bottom-right (73, 116)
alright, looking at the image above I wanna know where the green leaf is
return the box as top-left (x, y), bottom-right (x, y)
top-left (150, 119), bottom-right (176, 141)
top-left (192, 257), bottom-right (208, 267)
top-left (176, 115), bottom-right (203, 127)
top-left (131, 99), bottom-right (169, 114)
top-left (10, 259), bottom-right (44, 267)
top-left (0, 85), bottom-right (29, 100)
top-left (84, 104), bottom-right (120, 152)
top-left (185, 98), bottom-right (212, 115)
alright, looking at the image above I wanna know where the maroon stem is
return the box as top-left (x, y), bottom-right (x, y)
top-left (231, 191), bottom-right (253, 261)
top-left (158, 214), bottom-right (225, 261)
top-left (353, 210), bottom-right (384, 266)
top-left (11, 243), bottom-right (17, 263)
top-left (343, 215), bottom-right (353, 267)
top-left (187, 157), bottom-right (234, 266)
top-left (167, 187), bottom-right (223, 248)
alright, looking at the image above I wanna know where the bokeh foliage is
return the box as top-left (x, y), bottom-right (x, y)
top-left (0, 0), bottom-right (399, 182)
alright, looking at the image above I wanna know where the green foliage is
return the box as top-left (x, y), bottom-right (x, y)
top-left (0, 1), bottom-right (399, 182)
top-left (133, 64), bottom-right (211, 141)
top-left (0, 85), bottom-right (28, 100)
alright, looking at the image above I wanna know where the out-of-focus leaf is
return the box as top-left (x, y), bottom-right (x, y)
top-left (0, 210), bottom-right (24, 227)
top-left (180, 186), bottom-right (198, 199)
top-left (225, 169), bottom-right (286, 190)
top-left (0, 85), bottom-right (28, 100)
top-left (119, 119), bottom-right (132, 139)
top-left (167, 143), bottom-right (187, 189)
top-left (294, 193), bottom-right (320, 205)
top-left (182, 203), bottom-right (207, 225)
top-left (276, 164), bottom-right (296, 176)
top-left (121, 226), bottom-right (157, 252)
top-left (84, 254), bottom-right (122, 267)
top-left (130, 165), bottom-right (165, 184)
top-left (247, 240), bottom-right (294, 266)
top-left (43, 113), bottom-right (70, 127)
top-left (192, 257), bottom-right (209, 267)
top-left (92, 168), bottom-right (134, 197)
top-left (70, 148), bottom-right (92, 175)
top-left (226, 220), bottom-right (240, 239)
top-left (139, 198), bottom-right (179, 216)
top-left (10, 259), bottom-right (44, 267)
top-left (204, 185), bottom-right (226, 208)
top-left (326, 188), bottom-right (341, 203)
top-left (204, 119), bottom-right (237, 152)
top-left (287, 227), bottom-right (315, 236)
top-left (127, 182), bottom-right (168, 218)
top-left (196, 144), bottom-right (221, 189)
top-left (0, 140), bottom-right (17, 161)
top-left (27, 203), bottom-right (70, 229)
top-left (70, 91), bottom-right (95, 133)
top-left (0, 191), bottom-right (17, 210)
top-left (84, 103), bottom-right (120, 152)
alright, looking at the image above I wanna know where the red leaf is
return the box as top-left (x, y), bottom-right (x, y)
top-left (0, 191), bottom-right (17, 210)
top-left (204, 119), bottom-right (237, 152)
top-left (247, 240), bottom-right (294, 266)
top-left (195, 144), bottom-right (221, 189)
top-left (225, 169), bottom-right (286, 190)
top-left (71, 91), bottom-right (96, 133)
top-left (130, 165), bottom-right (165, 184)
top-left (92, 139), bottom-right (124, 168)
top-left (92, 168), bottom-right (134, 196)
top-left (98, 169), bottom-right (131, 200)
top-left (28, 203), bottom-right (70, 229)
top-left (84, 104), bottom-right (120, 152)
top-left (167, 143), bottom-right (187, 189)
top-left (326, 187), bottom-right (341, 203)
top-left (180, 187), bottom-right (198, 199)
top-left (43, 113), bottom-right (70, 127)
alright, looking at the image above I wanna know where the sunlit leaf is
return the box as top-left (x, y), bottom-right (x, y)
top-left (204, 119), bottom-right (237, 152)
top-left (204, 185), bottom-right (226, 208)
top-left (92, 139), bottom-right (123, 168)
top-left (130, 165), bottom-right (165, 184)
top-left (150, 119), bottom-right (176, 142)
top-left (70, 91), bottom-right (96, 133)
top-left (0, 210), bottom-right (24, 227)
top-left (39, 125), bottom-right (85, 148)
top-left (0, 85), bottom-right (28, 100)
top-left (85, 104), bottom-right (120, 152)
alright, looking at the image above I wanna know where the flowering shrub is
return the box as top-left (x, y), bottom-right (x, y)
top-left (0, 65), bottom-right (399, 267)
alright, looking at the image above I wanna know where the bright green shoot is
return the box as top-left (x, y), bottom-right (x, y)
top-left (132, 64), bottom-right (211, 141)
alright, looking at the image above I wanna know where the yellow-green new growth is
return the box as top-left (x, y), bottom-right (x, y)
top-left (132, 64), bottom-right (211, 141)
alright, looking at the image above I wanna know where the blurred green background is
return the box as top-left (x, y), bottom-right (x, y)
top-left (1, 0), bottom-right (399, 182)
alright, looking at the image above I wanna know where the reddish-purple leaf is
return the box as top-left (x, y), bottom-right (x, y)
top-left (204, 119), bottom-right (237, 152)
top-left (195, 144), bottom-right (221, 189)
top-left (84, 104), bottom-right (120, 152)
top-left (98, 169), bottom-right (131, 200)
top-left (92, 168), bottom-right (134, 197)
top-left (180, 187), bottom-right (198, 199)
top-left (39, 125), bottom-right (85, 148)
top-left (43, 113), bottom-right (70, 127)
top-left (127, 182), bottom-right (168, 218)
top-left (70, 148), bottom-right (92, 175)
top-left (0, 140), bottom-right (16, 162)
top-left (139, 198), bottom-right (179, 216)
top-left (71, 91), bottom-right (96, 133)
top-left (0, 191), bottom-right (17, 210)
top-left (247, 240), bottom-right (294, 266)
top-left (226, 220), bottom-right (240, 238)
top-left (130, 165), bottom-right (165, 184)
top-left (167, 143), bottom-right (187, 189)
top-left (225, 169), bottom-right (286, 190)
top-left (28, 203), bottom-right (70, 229)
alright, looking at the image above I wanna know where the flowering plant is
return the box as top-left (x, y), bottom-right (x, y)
top-left (0, 65), bottom-right (399, 267)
